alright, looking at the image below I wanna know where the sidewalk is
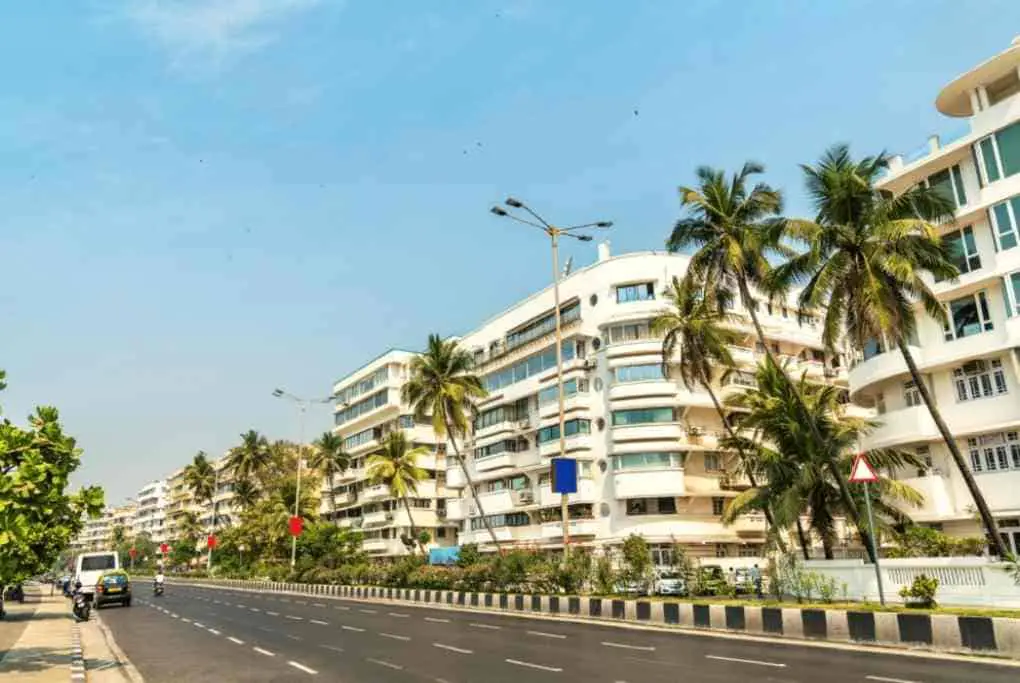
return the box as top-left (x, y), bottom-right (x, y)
top-left (0, 592), bottom-right (72, 681)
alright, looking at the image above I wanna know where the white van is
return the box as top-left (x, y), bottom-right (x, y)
top-left (75, 551), bottom-right (119, 600)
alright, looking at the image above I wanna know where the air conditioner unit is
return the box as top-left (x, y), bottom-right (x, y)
top-left (517, 491), bottom-right (535, 504)
top-left (583, 359), bottom-right (597, 371)
top-left (962, 359), bottom-right (986, 374)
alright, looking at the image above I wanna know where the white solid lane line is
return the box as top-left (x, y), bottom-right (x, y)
top-left (267, 611), bottom-right (280, 616)
top-left (470, 623), bottom-right (500, 630)
top-left (505, 659), bottom-right (562, 673)
top-left (424, 617), bottom-right (449, 623)
top-left (254, 647), bottom-right (275, 657)
top-left (228, 637), bottom-right (244, 645)
top-left (320, 645), bottom-right (344, 654)
top-left (527, 630), bottom-right (567, 639)
top-left (865, 677), bottom-right (919, 683)
top-left (288, 661), bottom-right (318, 675)
top-left (341, 625), bottom-right (365, 632)
top-left (310, 619), bottom-right (329, 626)
top-left (433, 643), bottom-right (472, 654)
top-left (367, 659), bottom-right (403, 671)
top-left (602, 641), bottom-right (655, 652)
top-left (388, 612), bottom-right (410, 618)
top-left (380, 633), bottom-right (411, 641)
top-left (705, 655), bottom-right (786, 668)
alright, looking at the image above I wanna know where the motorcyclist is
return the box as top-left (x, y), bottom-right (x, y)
top-left (153, 572), bottom-right (165, 592)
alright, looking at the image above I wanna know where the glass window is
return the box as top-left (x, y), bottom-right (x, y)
top-left (613, 364), bottom-right (666, 383)
top-left (990, 198), bottom-right (1020, 251)
top-left (536, 419), bottom-right (591, 444)
top-left (968, 432), bottom-right (1020, 474)
top-left (611, 452), bottom-right (684, 471)
top-left (997, 121), bottom-right (1020, 177)
top-left (616, 282), bottom-right (656, 303)
top-left (334, 390), bottom-right (389, 426)
top-left (712, 498), bottom-right (725, 516)
top-left (862, 337), bottom-right (885, 360)
top-left (611, 407), bottom-right (676, 426)
top-left (1006, 272), bottom-right (1020, 317)
top-left (506, 302), bottom-right (581, 351)
top-left (926, 165), bottom-right (967, 208)
top-left (626, 499), bottom-right (648, 516)
top-left (474, 439), bottom-right (521, 460)
top-left (482, 341), bottom-right (576, 392)
top-left (903, 381), bottom-right (922, 408)
top-left (954, 359), bottom-right (1008, 402)
top-left (606, 320), bottom-right (658, 344)
top-left (979, 136), bottom-right (1002, 184)
top-left (335, 367), bottom-right (389, 405)
top-left (703, 453), bottom-right (722, 472)
top-left (944, 291), bottom-right (994, 341)
top-left (657, 497), bottom-right (677, 514)
top-left (941, 227), bottom-right (981, 277)
top-left (537, 379), bottom-right (586, 406)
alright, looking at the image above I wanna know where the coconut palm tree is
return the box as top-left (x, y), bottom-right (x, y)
top-left (184, 451), bottom-right (216, 510)
top-left (367, 431), bottom-right (431, 555)
top-left (723, 360), bottom-right (923, 558)
top-left (772, 144), bottom-right (1007, 557)
top-left (225, 430), bottom-right (272, 485)
top-left (666, 161), bottom-right (874, 561)
top-left (308, 432), bottom-right (350, 526)
top-left (402, 334), bottom-right (501, 549)
top-left (231, 477), bottom-right (261, 512)
top-left (651, 277), bottom-right (787, 552)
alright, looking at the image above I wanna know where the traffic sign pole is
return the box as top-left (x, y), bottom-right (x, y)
top-left (862, 482), bottom-right (885, 606)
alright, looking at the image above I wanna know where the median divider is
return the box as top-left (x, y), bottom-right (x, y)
top-left (177, 577), bottom-right (1020, 660)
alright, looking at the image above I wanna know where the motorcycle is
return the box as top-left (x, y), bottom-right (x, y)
top-left (72, 589), bottom-right (90, 622)
top-left (153, 583), bottom-right (164, 597)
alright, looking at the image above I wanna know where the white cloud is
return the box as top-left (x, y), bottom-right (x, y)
top-left (125, 0), bottom-right (325, 64)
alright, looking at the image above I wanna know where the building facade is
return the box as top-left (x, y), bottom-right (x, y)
top-left (850, 38), bottom-right (1020, 554)
top-left (326, 350), bottom-right (459, 556)
top-left (131, 480), bottom-right (168, 544)
top-left (445, 245), bottom-right (852, 560)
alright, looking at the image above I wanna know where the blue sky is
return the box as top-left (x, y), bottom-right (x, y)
top-left (2, 1), bottom-right (1018, 505)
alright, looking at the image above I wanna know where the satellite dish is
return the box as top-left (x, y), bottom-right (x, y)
top-left (562, 257), bottom-right (573, 277)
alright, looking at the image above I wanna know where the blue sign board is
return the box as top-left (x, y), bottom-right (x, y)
top-left (550, 457), bottom-right (578, 494)
top-left (429, 546), bottom-right (460, 566)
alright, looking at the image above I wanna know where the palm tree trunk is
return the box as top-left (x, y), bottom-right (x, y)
top-left (795, 518), bottom-right (811, 560)
top-left (701, 373), bottom-right (788, 554)
top-left (821, 531), bottom-right (834, 560)
top-left (443, 416), bottom-right (503, 551)
top-left (896, 339), bottom-right (1007, 557)
top-left (401, 495), bottom-right (426, 556)
top-left (736, 277), bottom-right (876, 563)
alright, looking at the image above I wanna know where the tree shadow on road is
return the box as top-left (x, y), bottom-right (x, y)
top-left (0, 645), bottom-right (69, 674)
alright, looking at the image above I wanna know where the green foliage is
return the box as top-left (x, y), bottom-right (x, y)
top-left (885, 526), bottom-right (985, 558)
top-left (593, 553), bottom-right (617, 595)
top-left (456, 544), bottom-right (481, 568)
top-left (1001, 554), bottom-right (1020, 586)
top-left (899, 574), bottom-right (939, 608)
top-left (0, 369), bottom-right (105, 586)
top-left (619, 534), bottom-right (653, 592)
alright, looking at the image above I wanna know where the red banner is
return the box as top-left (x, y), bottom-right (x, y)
top-left (289, 516), bottom-right (303, 537)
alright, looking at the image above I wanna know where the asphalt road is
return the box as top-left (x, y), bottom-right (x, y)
top-left (97, 583), bottom-right (1020, 683)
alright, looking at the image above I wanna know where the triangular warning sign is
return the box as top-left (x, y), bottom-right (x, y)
top-left (849, 453), bottom-right (879, 483)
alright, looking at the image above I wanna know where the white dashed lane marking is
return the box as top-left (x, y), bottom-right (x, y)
top-left (506, 658), bottom-right (562, 673)
top-left (433, 643), bottom-right (472, 654)
top-left (528, 630), bottom-right (567, 639)
top-left (367, 659), bottom-right (403, 671)
top-left (424, 617), bottom-right (449, 623)
top-left (602, 641), bottom-right (655, 652)
top-left (310, 619), bottom-right (328, 626)
top-left (288, 661), bottom-right (318, 675)
top-left (254, 647), bottom-right (275, 657)
top-left (380, 633), bottom-right (410, 641)
top-left (705, 655), bottom-right (786, 668)
top-left (341, 625), bottom-right (365, 632)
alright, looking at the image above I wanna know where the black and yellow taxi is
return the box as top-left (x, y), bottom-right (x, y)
top-left (94, 569), bottom-right (132, 608)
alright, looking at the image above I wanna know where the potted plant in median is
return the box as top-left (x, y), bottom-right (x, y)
top-left (898, 574), bottom-right (939, 608)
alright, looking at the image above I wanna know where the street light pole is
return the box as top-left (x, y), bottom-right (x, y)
top-left (272, 389), bottom-right (332, 570)
top-left (207, 466), bottom-right (219, 571)
top-left (490, 200), bottom-right (612, 561)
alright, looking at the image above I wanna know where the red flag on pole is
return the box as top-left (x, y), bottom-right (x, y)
top-left (289, 516), bottom-right (303, 537)
top-left (159, 543), bottom-right (169, 555)
top-left (207, 534), bottom-right (217, 549)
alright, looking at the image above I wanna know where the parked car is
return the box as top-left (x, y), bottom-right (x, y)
top-left (94, 570), bottom-right (132, 608)
top-left (654, 571), bottom-right (688, 596)
top-left (695, 565), bottom-right (727, 596)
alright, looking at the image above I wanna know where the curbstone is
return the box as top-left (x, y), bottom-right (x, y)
top-left (744, 606), bottom-right (763, 633)
top-left (708, 604), bottom-right (725, 629)
top-left (825, 610), bottom-right (850, 642)
top-left (993, 617), bottom-right (1020, 657)
top-left (781, 608), bottom-right (804, 637)
top-left (693, 604), bottom-right (711, 628)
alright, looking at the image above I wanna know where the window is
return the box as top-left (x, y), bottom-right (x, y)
top-left (606, 320), bottom-right (657, 344)
top-left (940, 227), bottom-right (981, 277)
top-left (724, 371), bottom-right (756, 388)
top-left (616, 282), bottom-right (655, 303)
top-left (506, 302), bottom-right (581, 351)
top-left (537, 379), bottom-right (587, 405)
top-left (536, 419), bottom-right (591, 444)
top-left (967, 431), bottom-right (1020, 473)
top-left (625, 498), bottom-right (675, 516)
top-left (703, 453), bottom-right (722, 472)
top-left (626, 499), bottom-right (647, 516)
top-left (398, 415), bottom-right (415, 429)
top-left (335, 367), bottom-right (389, 405)
top-left (924, 165), bottom-right (968, 208)
top-left (657, 497), bottom-right (677, 514)
top-left (1006, 272), bottom-right (1020, 318)
top-left (436, 527), bottom-right (446, 538)
top-left (903, 381), bottom-right (922, 408)
top-left (470, 512), bottom-right (530, 531)
top-left (613, 363), bottom-right (666, 383)
top-left (612, 452), bottom-right (684, 471)
top-left (482, 341), bottom-right (576, 392)
top-left (976, 121), bottom-right (1020, 185)
top-left (611, 407), bottom-right (677, 426)
top-left (916, 446), bottom-right (933, 476)
top-left (712, 498), bottom-right (725, 516)
top-left (943, 291), bottom-right (994, 341)
top-left (334, 390), bottom-right (389, 426)
top-left (990, 196), bottom-right (1020, 251)
top-left (473, 439), bottom-right (522, 460)
top-left (862, 337), bottom-right (885, 360)
top-left (954, 359), bottom-right (1008, 402)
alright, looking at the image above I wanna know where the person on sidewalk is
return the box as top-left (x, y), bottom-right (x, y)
top-left (750, 564), bottom-right (763, 599)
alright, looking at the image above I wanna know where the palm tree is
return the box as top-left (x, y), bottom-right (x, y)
top-left (402, 334), bottom-right (501, 549)
top-left (772, 144), bottom-right (1007, 557)
top-left (666, 161), bottom-right (874, 561)
top-left (308, 432), bottom-right (351, 526)
top-left (184, 451), bottom-right (217, 566)
top-left (231, 478), bottom-right (261, 512)
top-left (110, 524), bottom-right (127, 547)
top-left (651, 277), bottom-right (787, 553)
top-left (226, 430), bottom-right (272, 485)
top-left (723, 360), bottom-right (923, 558)
top-left (367, 431), bottom-right (431, 555)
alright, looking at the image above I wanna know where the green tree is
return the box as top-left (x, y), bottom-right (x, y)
top-left (367, 432), bottom-right (430, 555)
top-left (0, 370), bottom-right (104, 589)
top-left (231, 477), bottom-right (260, 512)
top-left (111, 524), bottom-right (128, 547)
top-left (723, 360), bottom-right (923, 558)
top-left (619, 534), bottom-right (653, 593)
top-left (402, 334), bottom-right (500, 549)
top-left (225, 430), bottom-right (271, 485)
top-left (772, 144), bottom-right (1006, 557)
top-left (308, 432), bottom-right (350, 526)
top-left (184, 451), bottom-right (216, 509)
top-left (169, 510), bottom-right (202, 569)
top-left (652, 276), bottom-right (786, 552)
top-left (666, 162), bottom-right (873, 561)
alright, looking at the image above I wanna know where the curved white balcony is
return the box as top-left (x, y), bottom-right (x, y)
top-left (613, 468), bottom-right (685, 499)
top-left (611, 422), bottom-right (684, 443)
top-left (475, 452), bottom-right (516, 473)
top-left (446, 498), bottom-right (468, 521)
top-left (867, 393), bottom-right (1020, 450)
top-left (537, 434), bottom-right (592, 458)
top-left (363, 538), bottom-right (407, 555)
top-left (362, 484), bottom-right (391, 502)
top-left (848, 348), bottom-right (916, 397)
top-left (607, 380), bottom-right (678, 402)
top-left (896, 473), bottom-right (958, 521)
top-left (605, 339), bottom-right (664, 359)
top-left (540, 519), bottom-right (599, 539)
top-left (446, 464), bottom-right (466, 488)
top-left (538, 478), bottom-right (597, 507)
top-left (457, 525), bottom-right (540, 546)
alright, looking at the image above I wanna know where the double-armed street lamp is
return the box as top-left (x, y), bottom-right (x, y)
top-left (490, 198), bottom-right (612, 557)
top-left (272, 388), bottom-right (333, 568)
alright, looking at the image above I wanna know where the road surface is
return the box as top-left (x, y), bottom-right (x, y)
top-left (97, 583), bottom-right (1019, 682)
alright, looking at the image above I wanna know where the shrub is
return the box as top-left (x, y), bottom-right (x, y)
top-left (593, 553), bottom-right (616, 595)
top-left (887, 526), bottom-right (985, 558)
top-left (899, 573), bottom-right (939, 608)
top-left (456, 544), bottom-right (481, 568)
top-left (619, 534), bottom-right (653, 593)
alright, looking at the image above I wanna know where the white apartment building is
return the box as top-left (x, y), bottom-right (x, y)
top-left (70, 503), bottom-right (137, 553)
top-left (851, 37), bottom-right (1020, 554)
top-left (131, 480), bottom-right (168, 544)
top-left (447, 244), bottom-right (852, 560)
top-left (326, 350), bottom-right (459, 557)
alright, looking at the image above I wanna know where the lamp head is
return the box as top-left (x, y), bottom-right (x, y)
top-left (505, 197), bottom-right (524, 208)
top-left (490, 206), bottom-right (508, 216)
top-left (272, 388), bottom-right (284, 398)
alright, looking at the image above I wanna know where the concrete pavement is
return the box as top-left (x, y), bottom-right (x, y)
top-left (0, 589), bottom-right (72, 682)
top-left (97, 583), bottom-right (1020, 682)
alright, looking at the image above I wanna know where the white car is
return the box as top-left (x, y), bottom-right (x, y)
top-left (75, 551), bottom-right (119, 601)
top-left (655, 572), bottom-right (688, 596)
